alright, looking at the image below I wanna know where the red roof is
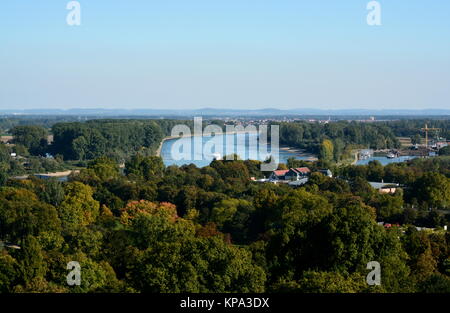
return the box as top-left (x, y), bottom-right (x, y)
top-left (272, 167), bottom-right (310, 177)
top-left (292, 167), bottom-right (311, 174)
top-left (273, 170), bottom-right (289, 176)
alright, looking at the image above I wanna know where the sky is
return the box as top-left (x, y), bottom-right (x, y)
top-left (0, 0), bottom-right (449, 111)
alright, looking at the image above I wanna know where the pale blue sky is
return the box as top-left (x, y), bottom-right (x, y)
top-left (1, 1), bottom-right (449, 110)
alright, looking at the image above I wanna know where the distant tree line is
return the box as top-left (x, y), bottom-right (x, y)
top-left (50, 120), bottom-right (166, 161)
top-left (380, 120), bottom-right (450, 142)
top-left (7, 119), bottom-right (226, 162)
top-left (277, 121), bottom-right (401, 163)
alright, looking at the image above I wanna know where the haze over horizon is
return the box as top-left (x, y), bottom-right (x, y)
top-left (1, 1), bottom-right (450, 111)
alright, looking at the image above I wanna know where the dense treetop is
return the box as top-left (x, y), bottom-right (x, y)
top-left (0, 153), bottom-right (449, 293)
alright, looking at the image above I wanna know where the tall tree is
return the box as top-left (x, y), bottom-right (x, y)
top-left (319, 139), bottom-right (334, 163)
top-left (11, 125), bottom-right (48, 156)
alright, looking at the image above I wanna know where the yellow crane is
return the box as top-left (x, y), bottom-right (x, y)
top-left (420, 124), bottom-right (440, 149)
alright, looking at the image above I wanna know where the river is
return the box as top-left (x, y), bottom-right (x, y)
top-left (356, 156), bottom-right (418, 166)
top-left (160, 132), bottom-right (316, 167)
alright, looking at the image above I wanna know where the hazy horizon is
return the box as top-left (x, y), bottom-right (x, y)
top-left (2, 107), bottom-right (450, 117)
top-left (1, 1), bottom-right (450, 110)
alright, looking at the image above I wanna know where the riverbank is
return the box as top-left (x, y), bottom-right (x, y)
top-left (279, 146), bottom-right (317, 161)
top-left (352, 151), bottom-right (359, 165)
top-left (35, 170), bottom-right (80, 177)
top-left (12, 170), bottom-right (80, 181)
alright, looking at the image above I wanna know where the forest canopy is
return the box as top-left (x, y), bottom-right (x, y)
top-left (0, 153), bottom-right (449, 293)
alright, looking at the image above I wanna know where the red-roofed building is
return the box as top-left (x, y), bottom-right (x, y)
top-left (286, 167), bottom-right (311, 181)
top-left (269, 169), bottom-right (290, 180)
top-left (270, 167), bottom-right (311, 181)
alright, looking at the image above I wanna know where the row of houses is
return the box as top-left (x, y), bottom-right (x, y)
top-left (254, 167), bottom-right (402, 194)
top-left (269, 167), bottom-right (312, 181)
top-left (377, 222), bottom-right (447, 232)
top-left (253, 167), bottom-right (332, 187)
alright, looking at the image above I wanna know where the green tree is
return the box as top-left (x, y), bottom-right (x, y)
top-left (291, 271), bottom-right (367, 293)
top-left (439, 146), bottom-right (450, 156)
top-left (16, 236), bottom-right (47, 285)
top-left (411, 134), bottom-right (422, 145)
top-left (58, 182), bottom-right (100, 231)
top-left (70, 253), bottom-right (123, 293)
top-left (0, 187), bottom-right (61, 242)
top-left (211, 198), bottom-right (254, 243)
top-left (370, 191), bottom-right (404, 221)
top-left (11, 125), bottom-right (48, 156)
top-left (127, 213), bottom-right (266, 293)
top-left (319, 139), bottom-right (334, 163)
top-left (34, 178), bottom-right (65, 207)
top-left (418, 274), bottom-right (450, 293)
top-left (413, 172), bottom-right (450, 209)
top-left (367, 160), bottom-right (385, 182)
top-left (211, 199), bottom-right (241, 228)
top-left (125, 155), bottom-right (165, 181)
top-left (0, 255), bottom-right (18, 293)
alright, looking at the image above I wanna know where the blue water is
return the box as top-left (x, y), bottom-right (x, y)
top-left (34, 174), bottom-right (69, 182)
top-left (356, 156), bottom-right (418, 166)
top-left (161, 133), bottom-right (315, 167)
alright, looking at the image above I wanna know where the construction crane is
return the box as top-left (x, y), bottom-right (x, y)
top-left (420, 124), bottom-right (441, 149)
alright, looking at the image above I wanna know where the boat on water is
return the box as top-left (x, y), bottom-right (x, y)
top-left (386, 152), bottom-right (397, 159)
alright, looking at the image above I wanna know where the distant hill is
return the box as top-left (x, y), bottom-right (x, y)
top-left (1, 107), bottom-right (449, 117)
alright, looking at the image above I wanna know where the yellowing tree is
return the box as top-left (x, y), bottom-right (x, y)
top-left (120, 200), bottom-right (178, 225)
top-left (58, 182), bottom-right (100, 230)
top-left (319, 139), bottom-right (334, 162)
